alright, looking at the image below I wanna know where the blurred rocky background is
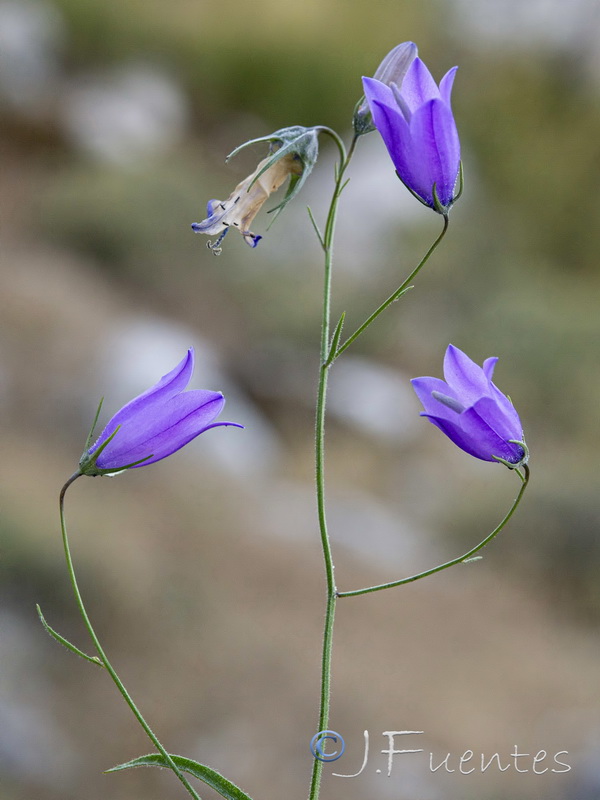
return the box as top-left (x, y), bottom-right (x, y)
top-left (1, 1), bottom-right (599, 799)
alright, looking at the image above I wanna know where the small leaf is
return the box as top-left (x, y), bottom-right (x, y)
top-left (84, 397), bottom-right (104, 451)
top-left (326, 312), bottom-right (346, 365)
top-left (306, 205), bottom-right (325, 249)
top-left (390, 285), bottom-right (413, 303)
top-left (106, 753), bottom-right (255, 800)
top-left (36, 604), bottom-right (103, 667)
top-left (462, 556), bottom-right (482, 564)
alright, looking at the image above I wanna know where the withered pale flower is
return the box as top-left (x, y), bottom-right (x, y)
top-left (192, 126), bottom-right (319, 255)
top-left (192, 153), bottom-right (302, 254)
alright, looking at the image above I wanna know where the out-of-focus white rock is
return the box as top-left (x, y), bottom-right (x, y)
top-left (259, 479), bottom-right (435, 571)
top-left (328, 355), bottom-right (419, 444)
top-left (0, 0), bottom-right (65, 116)
top-left (61, 63), bottom-right (189, 165)
top-left (98, 315), bottom-right (282, 478)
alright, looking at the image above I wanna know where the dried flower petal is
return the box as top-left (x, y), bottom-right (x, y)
top-left (192, 126), bottom-right (318, 253)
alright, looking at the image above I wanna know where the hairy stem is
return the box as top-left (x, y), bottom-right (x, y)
top-left (338, 464), bottom-right (530, 598)
top-left (307, 131), bottom-right (357, 800)
top-left (333, 213), bottom-right (449, 361)
top-left (59, 474), bottom-right (202, 800)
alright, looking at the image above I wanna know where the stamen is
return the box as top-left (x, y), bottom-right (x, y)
top-left (206, 226), bottom-right (229, 256)
top-left (431, 390), bottom-right (464, 414)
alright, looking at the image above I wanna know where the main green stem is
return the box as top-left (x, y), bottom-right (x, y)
top-left (59, 473), bottom-right (202, 800)
top-left (307, 133), bottom-right (454, 799)
top-left (307, 131), bottom-right (355, 800)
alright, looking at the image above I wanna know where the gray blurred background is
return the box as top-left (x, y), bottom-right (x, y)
top-left (1, 1), bottom-right (599, 799)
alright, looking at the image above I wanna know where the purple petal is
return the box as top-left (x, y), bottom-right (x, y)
top-left (398, 57), bottom-right (440, 113)
top-left (411, 376), bottom-right (459, 420)
top-left (482, 359), bottom-right (522, 434)
top-left (438, 66), bottom-right (458, 108)
top-left (409, 99), bottom-right (460, 207)
top-left (390, 83), bottom-right (412, 122)
top-left (482, 356), bottom-right (498, 381)
top-left (367, 97), bottom-right (422, 190)
top-left (362, 77), bottom-right (398, 116)
top-left (461, 401), bottom-right (524, 462)
top-left (91, 350), bottom-right (195, 454)
top-left (95, 391), bottom-right (226, 469)
top-left (442, 345), bottom-right (490, 407)
top-left (423, 405), bottom-right (520, 463)
top-left (485, 387), bottom-right (523, 439)
top-left (470, 395), bottom-right (523, 444)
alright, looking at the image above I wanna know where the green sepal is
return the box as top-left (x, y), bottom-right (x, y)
top-left (395, 172), bottom-right (456, 218)
top-left (78, 423), bottom-right (153, 477)
top-left (431, 183), bottom-right (448, 217)
top-left (226, 125), bottom-right (319, 218)
top-left (37, 604), bottom-right (103, 667)
top-left (453, 161), bottom-right (464, 204)
top-left (492, 439), bottom-right (530, 471)
top-left (352, 95), bottom-right (376, 136)
top-left (106, 753), bottom-right (255, 800)
top-left (84, 397), bottom-right (104, 451)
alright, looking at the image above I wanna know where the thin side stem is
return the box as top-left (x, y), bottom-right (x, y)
top-left (59, 474), bottom-right (201, 800)
top-left (307, 133), bottom-right (357, 800)
top-left (333, 214), bottom-right (449, 361)
top-left (338, 464), bottom-right (530, 598)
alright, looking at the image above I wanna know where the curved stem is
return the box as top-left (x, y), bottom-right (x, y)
top-left (307, 133), bottom-right (358, 800)
top-left (59, 474), bottom-right (201, 800)
top-left (333, 213), bottom-right (449, 361)
top-left (338, 464), bottom-right (530, 599)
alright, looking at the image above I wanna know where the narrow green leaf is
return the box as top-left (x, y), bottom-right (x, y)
top-left (84, 397), bottom-right (104, 451)
top-left (106, 753), bottom-right (255, 800)
top-left (325, 312), bottom-right (346, 365)
top-left (306, 206), bottom-right (325, 249)
top-left (36, 604), bottom-right (103, 667)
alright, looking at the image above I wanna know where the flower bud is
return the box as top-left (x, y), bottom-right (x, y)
top-left (353, 42), bottom-right (418, 136)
